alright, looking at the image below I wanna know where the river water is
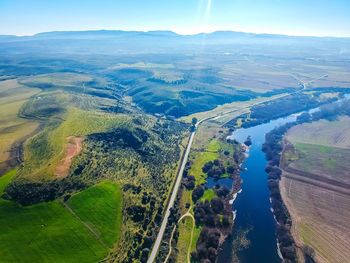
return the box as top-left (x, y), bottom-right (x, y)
top-left (216, 112), bottom-right (308, 263)
top-left (207, 95), bottom-right (349, 263)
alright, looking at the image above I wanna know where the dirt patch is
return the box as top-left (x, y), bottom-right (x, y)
top-left (55, 136), bottom-right (84, 178)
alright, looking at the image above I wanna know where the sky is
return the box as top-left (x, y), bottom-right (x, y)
top-left (0, 0), bottom-right (349, 37)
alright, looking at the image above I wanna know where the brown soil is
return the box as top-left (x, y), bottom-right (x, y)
top-left (280, 139), bottom-right (350, 263)
top-left (55, 136), bottom-right (83, 178)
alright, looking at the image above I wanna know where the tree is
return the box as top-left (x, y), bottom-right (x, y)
top-left (192, 185), bottom-right (205, 202)
top-left (191, 117), bottom-right (198, 125)
top-left (302, 244), bottom-right (316, 261)
top-left (244, 136), bottom-right (252, 146)
top-left (211, 198), bottom-right (224, 213)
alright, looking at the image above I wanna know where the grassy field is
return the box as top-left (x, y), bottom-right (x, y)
top-left (287, 116), bottom-right (350, 149)
top-left (188, 138), bottom-right (220, 185)
top-left (176, 217), bottom-right (194, 263)
top-left (20, 72), bottom-right (92, 88)
top-left (21, 107), bottom-right (132, 180)
top-left (281, 117), bottom-right (350, 263)
top-left (0, 80), bottom-right (40, 172)
top-left (175, 123), bottom-right (238, 261)
top-left (68, 181), bottom-right (123, 247)
top-left (0, 169), bottom-right (16, 194)
top-left (285, 116), bottom-right (350, 184)
top-left (175, 216), bottom-right (201, 263)
top-left (200, 189), bottom-right (216, 202)
top-left (0, 174), bottom-right (122, 263)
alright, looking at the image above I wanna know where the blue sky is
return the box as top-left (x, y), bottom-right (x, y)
top-left (1, 0), bottom-right (349, 36)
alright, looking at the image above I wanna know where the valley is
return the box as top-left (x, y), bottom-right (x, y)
top-left (0, 30), bottom-right (350, 263)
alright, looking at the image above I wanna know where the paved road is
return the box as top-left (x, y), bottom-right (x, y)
top-left (147, 123), bottom-right (197, 263)
top-left (147, 112), bottom-right (224, 263)
top-left (147, 94), bottom-right (295, 263)
top-left (290, 74), bottom-right (328, 90)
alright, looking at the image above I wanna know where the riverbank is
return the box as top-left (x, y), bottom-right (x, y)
top-left (263, 97), bottom-right (350, 263)
top-left (169, 123), bottom-right (246, 263)
top-left (280, 117), bottom-right (350, 263)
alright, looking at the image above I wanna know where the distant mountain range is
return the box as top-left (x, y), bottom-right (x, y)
top-left (1, 29), bottom-right (349, 41)
top-left (0, 30), bottom-right (349, 55)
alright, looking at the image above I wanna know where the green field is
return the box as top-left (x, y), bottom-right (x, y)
top-left (68, 181), bottom-right (123, 247)
top-left (0, 169), bottom-right (17, 194)
top-left (0, 174), bottom-right (122, 263)
top-left (189, 139), bottom-right (220, 185)
top-left (286, 117), bottom-right (350, 183)
top-left (200, 189), bottom-right (216, 202)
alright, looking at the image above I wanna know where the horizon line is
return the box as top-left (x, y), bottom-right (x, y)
top-left (2, 28), bottom-right (350, 39)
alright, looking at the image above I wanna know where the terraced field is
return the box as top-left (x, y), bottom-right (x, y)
top-left (280, 116), bottom-right (350, 263)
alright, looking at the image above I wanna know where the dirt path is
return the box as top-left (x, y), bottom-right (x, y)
top-left (164, 209), bottom-right (195, 263)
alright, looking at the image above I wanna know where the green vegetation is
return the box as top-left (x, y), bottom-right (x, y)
top-left (173, 126), bottom-right (243, 263)
top-left (22, 107), bottom-right (132, 180)
top-left (0, 80), bottom-right (40, 173)
top-left (0, 175), bottom-right (122, 263)
top-left (176, 217), bottom-right (195, 263)
top-left (189, 139), bottom-right (220, 185)
top-left (0, 200), bottom-right (108, 263)
top-left (228, 92), bottom-right (342, 129)
top-left (68, 181), bottom-right (123, 247)
top-left (0, 169), bottom-right (16, 194)
top-left (1, 29), bottom-right (350, 263)
top-left (289, 142), bottom-right (350, 181)
top-left (200, 189), bottom-right (216, 202)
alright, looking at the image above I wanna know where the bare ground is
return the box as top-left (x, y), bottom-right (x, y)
top-left (281, 175), bottom-right (350, 263)
top-left (54, 136), bottom-right (84, 178)
top-left (280, 119), bottom-right (350, 263)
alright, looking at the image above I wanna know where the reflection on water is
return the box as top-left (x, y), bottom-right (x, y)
top-left (218, 110), bottom-right (310, 263)
top-left (205, 177), bottom-right (232, 189)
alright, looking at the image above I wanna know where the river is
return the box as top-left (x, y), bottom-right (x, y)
top-left (215, 110), bottom-right (320, 262)
top-left (206, 95), bottom-right (349, 263)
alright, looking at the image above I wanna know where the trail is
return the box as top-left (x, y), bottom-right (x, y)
top-left (164, 210), bottom-right (195, 263)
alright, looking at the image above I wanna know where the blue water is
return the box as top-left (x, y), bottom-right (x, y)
top-left (213, 96), bottom-right (349, 262)
top-left (217, 113), bottom-right (301, 263)
top-left (205, 177), bottom-right (233, 189)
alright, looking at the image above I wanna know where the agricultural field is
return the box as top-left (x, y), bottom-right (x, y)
top-left (1, 30), bottom-right (350, 262)
top-left (0, 172), bottom-right (122, 263)
top-left (0, 65), bottom-right (187, 262)
top-left (67, 181), bottom-right (123, 247)
top-left (280, 117), bottom-right (350, 263)
top-left (0, 79), bottom-right (40, 174)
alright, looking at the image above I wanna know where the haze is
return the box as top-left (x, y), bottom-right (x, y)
top-left (1, 0), bottom-right (350, 37)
